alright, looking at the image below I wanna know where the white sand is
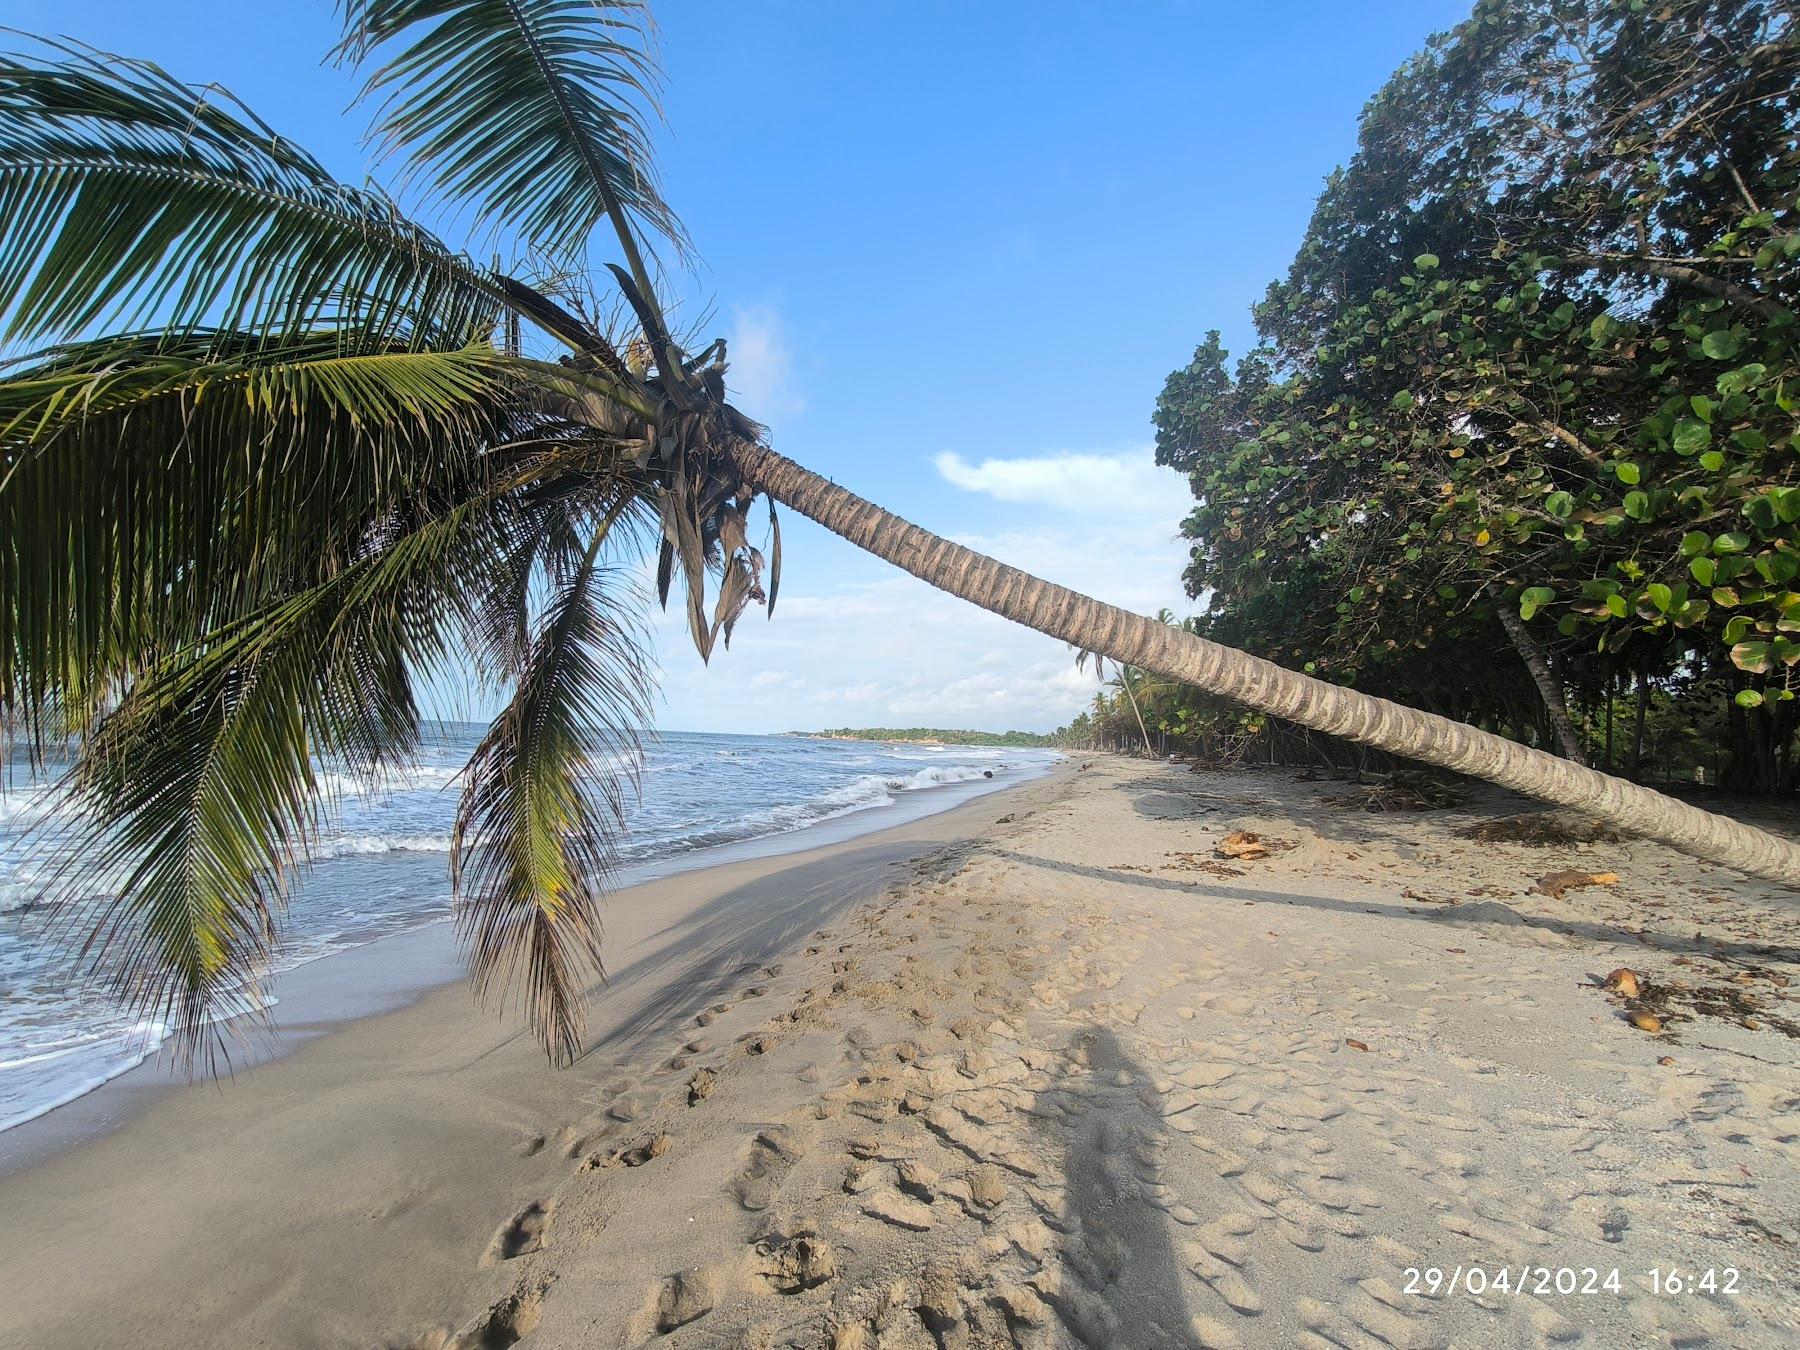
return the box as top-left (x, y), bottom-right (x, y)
top-left (2, 756), bottom-right (1796, 1348)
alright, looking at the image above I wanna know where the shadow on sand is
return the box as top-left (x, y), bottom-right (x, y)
top-left (1035, 1024), bottom-right (1200, 1348)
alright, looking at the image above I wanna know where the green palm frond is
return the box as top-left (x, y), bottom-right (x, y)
top-left (453, 500), bottom-right (653, 1063)
top-left (46, 498), bottom-right (484, 1056)
top-left (0, 36), bottom-right (506, 347)
top-left (334, 0), bottom-right (687, 268)
top-left (39, 450), bottom-right (651, 1061)
top-left (0, 5), bottom-right (706, 1069)
top-left (0, 330), bottom-right (571, 733)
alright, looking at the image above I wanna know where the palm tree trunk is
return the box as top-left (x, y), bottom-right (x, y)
top-left (1496, 605), bottom-right (1587, 765)
top-left (730, 440), bottom-right (1800, 884)
top-left (1118, 668), bottom-right (1154, 757)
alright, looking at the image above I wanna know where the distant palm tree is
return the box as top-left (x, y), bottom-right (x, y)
top-left (3, 2), bottom-right (1796, 1065)
top-left (1073, 647), bottom-right (1154, 756)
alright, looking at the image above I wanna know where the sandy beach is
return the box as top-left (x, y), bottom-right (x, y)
top-left (1, 756), bottom-right (1797, 1349)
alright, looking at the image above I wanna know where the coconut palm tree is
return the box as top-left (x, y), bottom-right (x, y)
top-left (2, 2), bottom-right (1795, 1068)
top-left (1072, 647), bottom-right (1154, 756)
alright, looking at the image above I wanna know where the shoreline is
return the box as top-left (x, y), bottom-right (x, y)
top-left (0, 764), bottom-right (1077, 1350)
top-left (0, 751), bottom-right (1057, 1174)
top-left (2, 756), bottom-right (1795, 1348)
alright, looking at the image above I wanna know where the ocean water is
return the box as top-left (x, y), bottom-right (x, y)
top-left (0, 728), bottom-right (1056, 1133)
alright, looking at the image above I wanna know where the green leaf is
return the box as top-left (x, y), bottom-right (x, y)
top-left (1622, 490), bottom-right (1650, 520)
top-left (1699, 451), bottom-right (1725, 471)
top-left (1731, 641), bottom-right (1774, 675)
top-left (1714, 531), bottom-right (1751, 555)
top-left (1689, 557), bottom-right (1716, 586)
top-left (1701, 330), bottom-right (1741, 360)
top-left (1414, 253), bottom-right (1440, 270)
top-left (1672, 419), bottom-right (1711, 454)
top-left (1613, 462), bottom-right (1641, 486)
top-left (1646, 583), bottom-right (1673, 612)
top-left (453, 534), bottom-right (655, 1064)
top-left (0, 39), bottom-right (506, 349)
top-left (1391, 389), bottom-right (1415, 410)
top-left (1736, 688), bottom-right (1765, 709)
top-left (334, 0), bottom-right (688, 265)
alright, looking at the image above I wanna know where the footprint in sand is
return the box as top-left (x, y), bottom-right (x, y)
top-left (752, 1229), bottom-right (839, 1293)
top-left (621, 1266), bottom-right (726, 1340)
top-left (607, 1093), bottom-right (650, 1122)
top-left (731, 1124), bottom-right (811, 1211)
top-left (480, 1200), bottom-right (552, 1266)
top-left (581, 1132), bottom-right (672, 1172)
top-left (438, 1279), bottom-right (549, 1350)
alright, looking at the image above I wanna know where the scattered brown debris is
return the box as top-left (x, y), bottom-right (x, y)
top-left (1657, 1055), bottom-right (1676, 1067)
top-left (1623, 961), bottom-right (1799, 1040)
top-left (1534, 869), bottom-right (1620, 900)
top-left (1401, 887), bottom-right (1459, 906)
top-left (1604, 968), bottom-right (1642, 998)
top-left (1161, 851), bottom-right (1247, 878)
top-left (1326, 771), bottom-right (1462, 813)
top-left (1628, 1010), bottom-right (1664, 1033)
top-left (1458, 813), bottom-right (1622, 847)
top-left (1215, 831), bottom-right (1293, 861)
top-left (1345, 1039), bottom-right (1369, 1052)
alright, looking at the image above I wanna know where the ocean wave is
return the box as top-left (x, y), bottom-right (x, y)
top-left (622, 761), bottom-right (1006, 860)
top-left (0, 1021), bottom-right (167, 1133)
top-left (313, 764), bottom-right (463, 800)
top-left (0, 734), bottom-right (1052, 1135)
top-left (311, 832), bottom-right (455, 860)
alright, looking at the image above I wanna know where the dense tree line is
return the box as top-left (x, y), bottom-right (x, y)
top-left (808, 727), bottom-right (1052, 747)
top-left (1061, 0), bottom-right (1799, 792)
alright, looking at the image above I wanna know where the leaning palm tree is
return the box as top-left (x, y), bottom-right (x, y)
top-left (1073, 647), bottom-right (1154, 757)
top-left (2, 3), bottom-right (1796, 1068)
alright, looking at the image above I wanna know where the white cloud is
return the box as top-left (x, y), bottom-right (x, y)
top-left (934, 447), bottom-right (1180, 517)
top-left (650, 444), bottom-right (1198, 735)
top-left (725, 304), bottom-right (803, 418)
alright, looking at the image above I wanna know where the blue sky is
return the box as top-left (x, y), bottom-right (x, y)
top-left (12, 0), bottom-right (1469, 734)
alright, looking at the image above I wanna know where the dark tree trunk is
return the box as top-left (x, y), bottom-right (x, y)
top-left (1720, 676), bottom-right (1800, 795)
top-left (1630, 668), bottom-right (1650, 780)
top-left (1497, 605), bottom-right (1587, 765)
top-left (1604, 681), bottom-right (1616, 773)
